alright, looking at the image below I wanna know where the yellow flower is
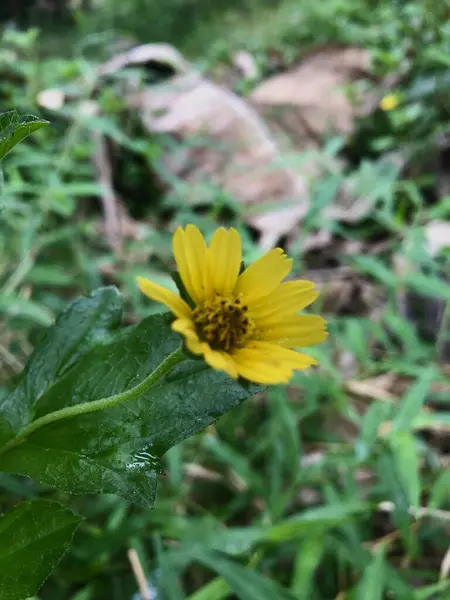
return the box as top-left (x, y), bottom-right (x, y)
top-left (137, 225), bottom-right (327, 384)
top-left (379, 94), bottom-right (399, 112)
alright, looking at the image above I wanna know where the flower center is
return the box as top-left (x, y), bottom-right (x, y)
top-left (193, 296), bottom-right (254, 352)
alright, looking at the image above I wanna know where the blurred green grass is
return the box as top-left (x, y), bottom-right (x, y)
top-left (1, 0), bottom-right (450, 598)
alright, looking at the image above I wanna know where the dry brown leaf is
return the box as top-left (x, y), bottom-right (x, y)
top-left (250, 46), bottom-right (372, 138)
top-left (249, 46), bottom-right (401, 233)
top-left (183, 463), bottom-right (223, 482)
top-left (97, 43), bottom-right (391, 248)
top-left (300, 229), bottom-right (333, 253)
top-left (98, 42), bottom-right (190, 77)
top-left (441, 545), bottom-right (450, 580)
top-left (127, 71), bottom-right (311, 249)
top-left (346, 374), bottom-right (398, 403)
top-left (91, 130), bottom-right (123, 254)
top-left (127, 549), bottom-right (153, 600)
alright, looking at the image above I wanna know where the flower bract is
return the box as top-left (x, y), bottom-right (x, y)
top-left (137, 225), bottom-right (327, 384)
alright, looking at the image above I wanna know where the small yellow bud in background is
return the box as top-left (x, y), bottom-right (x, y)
top-left (379, 94), bottom-right (399, 111)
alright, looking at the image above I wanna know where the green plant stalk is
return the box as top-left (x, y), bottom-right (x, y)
top-left (0, 346), bottom-right (186, 457)
top-left (187, 551), bottom-right (262, 600)
top-left (436, 298), bottom-right (450, 362)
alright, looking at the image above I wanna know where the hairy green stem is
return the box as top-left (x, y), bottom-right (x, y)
top-left (0, 346), bottom-right (186, 457)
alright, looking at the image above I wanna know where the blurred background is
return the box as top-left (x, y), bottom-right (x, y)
top-left (1, 0), bottom-right (450, 598)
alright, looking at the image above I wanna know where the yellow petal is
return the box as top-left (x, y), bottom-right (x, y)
top-left (137, 277), bottom-right (191, 319)
top-left (234, 361), bottom-right (291, 384)
top-left (258, 315), bottom-right (327, 347)
top-left (171, 319), bottom-right (207, 354)
top-left (234, 342), bottom-right (316, 367)
top-left (173, 224), bottom-right (209, 304)
top-left (240, 341), bottom-right (318, 366)
top-left (235, 248), bottom-right (292, 304)
top-left (250, 281), bottom-right (319, 323)
top-left (172, 318), bottom-right (195, 334)
top-left (185, 336), bottom-right (209, 355)
top-left (232, 341), bottom-right (314, 384)
top-left (278, 329), bottom-right (328, 348)
top-left (208, 227), bottom-right (242, 297)
top-left (203, 348), bottom-right (239, 379)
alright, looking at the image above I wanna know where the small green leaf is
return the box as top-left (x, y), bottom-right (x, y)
top-left (377, 453), bottom-right (413, 553)
top-left (403, 272), bottom-right (450, 301)
top-left (188, 577), bottom-right (230, 600)
top-left (290, 536), bottom-right (324, 599)
top-left (0, 293), bottom-right (54, 326)
top-left (357, 547), bottom-right (386, 600)
top-left (392, 368), bottom-right (435, 432)
top-left (355, 400), bottom-right (393, 461)
top-left (166, 519), bottom-right (263, 556)
top-left (413, 580), bottom-right (450, 600)
top-left (191, 549), bottom-right (297, 600)
top-left (202, 435), bottom-right (262, 491)
top-left (0, 499), bottom-right (82, 600)
top-left (352, 256), bottom-right (397, 287)
top-left (263, 502), bottom-right (369, 542)
top-left (25, 266), bottom-right (74, 286)
top-left (388, 431), bottom-right (421, 509)
top-left (429, 465), bottom-right (450, 508)
top-left (156, 538), bottom-right (185, 600)
top-left (0, 110), bottom-right (49, 162)
top-left (0, 473), bottom-right (36, 497)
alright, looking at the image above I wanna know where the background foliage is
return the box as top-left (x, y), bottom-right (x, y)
top-left (1, 0), bottom-right (450, 599)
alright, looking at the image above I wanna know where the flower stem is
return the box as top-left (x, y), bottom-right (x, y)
top-left (0, 346), bottom-right (186, 457)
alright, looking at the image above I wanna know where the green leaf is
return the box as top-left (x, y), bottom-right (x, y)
top-left (357, 547), bottom-right (385, 600)
top-left (0, 473), bottom-right (36, 497)
top-left (188, 577), bottom-right (230, 600)
top-left (202, 434), bottom-right (262, 491)
top-left (355, 400), bottom-right (392, 461)
top-left (290, 536), bottom-right (324, 599)
top-left (352, 256), bottom-right (397, 288)
top-left (377, 453), bottom-right (413, 553)
top-left (0, 499), bottom-right (82, 600)
top-left (429, 468), bottom-right (450, 509)
top-left (191, 549), bottom-right (297, 600)
top-left (0, 287), bottom-right (123, 446)
top-left (155, 537), bottom-right (185, 600)
top-left (413, 580), bottom-right (450, 600)
top-left (263, 502), bottom-right (369, 542)
top-left (25, 266), bottom-right (74, 286)
top-left (392, 368), bottom-right (435, 432)
top-left (0, 293), bottom-right (54, 327)
top-left (403, 272), bottom-right (450, 301)
top-left (0, 289), bottom-right (260, 507)
top-left (0, 110), bottom-right (49, 162)
top-left (165, 519), bottom-right (263, 556)
top-left (388, 431), bottom-right (421, 509)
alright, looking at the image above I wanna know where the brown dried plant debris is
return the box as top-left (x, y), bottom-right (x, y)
top-left (108, 44), bottom-right (387, 249)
